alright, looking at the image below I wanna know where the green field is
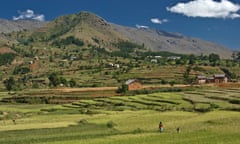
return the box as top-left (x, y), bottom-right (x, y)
top-left (0, 88), bottom-right (240, 144)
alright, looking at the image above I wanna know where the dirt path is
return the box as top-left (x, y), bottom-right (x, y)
top-left (52, 87), bottom-right (118, 92)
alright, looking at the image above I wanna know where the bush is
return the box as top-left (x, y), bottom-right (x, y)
top-left (0, 53), bottom-right (15, 66)
top-left (106, 121), bottom-right (116, 128)
top-left (52, 36), bottom-right (84, 47)
top-left (79, 119), bottom-right (88, 124)
top-left (13, 66), bottom-right (30, 75)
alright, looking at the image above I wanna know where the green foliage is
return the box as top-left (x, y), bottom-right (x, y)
top-left (106, 121), bottom-right (116, 128)
top-left (209, 53), bottom-right (220, 66)
top-left (17, 38), bottom-right (29, 45)
top-left (115, 41), bottom-right (142, 52)
top-left (3, 77), bottom-right (15, 91)
top-left (48, 15), bottom-right (81, 40)
top-left (59, 77), bottom-right (68, 86)
top-left (13, 66), bottom-right (30, 75)
top-left (169, 80), bottom-right (175, 87)
top-left (0, 53), bottom-right (15, 66)
top-left (48, 73), bottom-right (60, 87)
top-left (92, 37), bottom-right (100, 44)
top-left (111, 41), bottom-right (143, 58)
top-left (161, 79), bottom-right (168, 85)
top-left (52, 36), bottom-right (84, 47)
top-left (69, 78), bottom-right (77, 87)
top-left (183, 66), bottom-right (193, 84)
top-left (220, 67), bottom-right (237, 80)
top-left (142, 51), bottom-right (182, 57)
top-left (118, 84), bottom-right (128, 93)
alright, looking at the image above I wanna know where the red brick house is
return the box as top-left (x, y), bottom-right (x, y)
top-left (125, 79), bottom-right (142, 91)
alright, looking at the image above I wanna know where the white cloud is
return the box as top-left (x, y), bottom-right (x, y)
top-left (151, 18), bottom-right (168, 24)
top-left (136, 24), bottom-right (149, 29)
top-left (167, 0), bottom-right (240, 19)
top-left (13, 9), bottom-right (45, 21)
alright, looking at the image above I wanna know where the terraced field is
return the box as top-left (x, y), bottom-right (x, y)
top-left (0, 88), bottom-right (239, 144)
top-left (59, 88), bottom-right (240, 113)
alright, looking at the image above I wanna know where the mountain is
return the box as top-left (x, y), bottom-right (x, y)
top-left (27, 12), bottom-right (127, 51)
top-left (112, 24), bottom-right (232, 58)
top-left (0, 19), bottom-right (47, 46)
top-left (0, 11), bottom-right (233, 58)
top-left (0, 19), bottom-right (47, 33)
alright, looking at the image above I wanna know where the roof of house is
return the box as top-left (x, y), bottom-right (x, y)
top-left (207, 77), bottom-right (214, 80)
top-left (197, 76), bottom-right (206, 79)
top-left (213, 74), bottom-right (225, 78)
top-left (125, 79), bottom-right (139, 85)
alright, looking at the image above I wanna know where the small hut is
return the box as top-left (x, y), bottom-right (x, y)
top-left (125, 79), bottom-right (142, 91)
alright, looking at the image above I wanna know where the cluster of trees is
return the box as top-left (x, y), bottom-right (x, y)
top-left (144, 53), bottom-right (230, 67)
top-left (3, 77), bottom-right (15, 92)
top-left (111, 41), bottom-right (144, 58)
top-left (13, 66), bottom-right (30, 75)
top-left (0, 53), bottom-right (15, 66)
top-left (48, 72), bottom-right (77, 87)
top-left (52, 36), bottom-right (84, 48)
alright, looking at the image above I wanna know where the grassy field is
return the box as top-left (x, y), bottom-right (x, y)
top-left (0, 88), bottom-right (240, 144)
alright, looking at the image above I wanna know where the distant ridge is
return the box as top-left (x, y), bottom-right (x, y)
top-left (0, 11), bottom-right (233, 58)
top-left (112, 24), bottom-right (232, 58)
top-left (0, 19), bottom-right (47, 33)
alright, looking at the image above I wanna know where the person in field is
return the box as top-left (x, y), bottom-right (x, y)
top-left (159, 121), bottom-right (163, 132)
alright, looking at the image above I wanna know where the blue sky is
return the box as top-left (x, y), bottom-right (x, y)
top-left (0, 0), bottom-right (240, 49)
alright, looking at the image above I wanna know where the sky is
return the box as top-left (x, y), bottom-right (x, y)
top-left (0, 0), bottom-right (240, 50)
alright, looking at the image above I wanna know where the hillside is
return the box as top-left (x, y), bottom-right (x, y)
top-left (28, 11), bottom-right (128, 51)
top-left (0, 11), bottom-right (233, 57)
top-left (113, 24), bottom-right (232, 58)
top-left (0, 11), bottom-right (239, 91)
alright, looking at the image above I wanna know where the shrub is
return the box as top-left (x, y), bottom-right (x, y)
top-left (0, 53), bottom-right (15, 66)
top-left (106, 121), bottom-right (116, 128)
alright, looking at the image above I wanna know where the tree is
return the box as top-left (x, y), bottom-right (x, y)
top-left (209, 53), bottom-right (220, 66)
top-left (48, 73), bottom-right (60, 87)
top-left (169, 80), bottom-right (175, 87)
top-left (3, 77), bottom-right (15, 92)
top-left (69, 78), bottom-right (77, 87)
top-left (13, 66), bottom-right (30, 75)
top-left (118, 84), bottom-right (128, 93)
top-left (59, 77), bottom-right (68, 86)
top-left (0, 53), bottom-right (16, 66)
top-left (183, 66), bottom-right (192, 84)
top-left (188, 54), bottom-right (196, 65)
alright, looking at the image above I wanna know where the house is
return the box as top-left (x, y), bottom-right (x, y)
top-left (206, 77), bottom-right (215, 83)
top-left (213, 74), bottom-right (228, 83)
top-left (196, 74), bottom-right (228, 84)
top-left (196, 76), bottom-right (206, 84)
top-left (125, 79), bottom-right (142, 91)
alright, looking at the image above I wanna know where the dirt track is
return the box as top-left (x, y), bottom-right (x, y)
top-left (53, 87), bottom-right (118, 92)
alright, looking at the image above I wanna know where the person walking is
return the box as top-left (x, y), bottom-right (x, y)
top-left (159, 121), bottom-right (163, 133)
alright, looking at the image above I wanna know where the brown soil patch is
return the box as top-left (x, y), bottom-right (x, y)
top-left (0, 46), bottom-right (16, 54)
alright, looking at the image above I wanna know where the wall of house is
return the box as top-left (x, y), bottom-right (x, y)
top-left (214, 78), bottom-right (228, 83)
top-left (128, 82), bottom-right (142, 91)
top-left (197, 79), bottom-right (206, 84)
